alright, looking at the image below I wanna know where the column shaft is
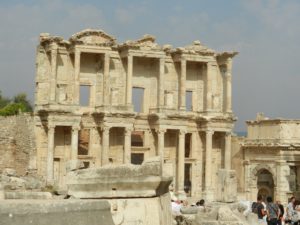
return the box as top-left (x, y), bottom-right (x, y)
top-left (179, 59), bottom-right (186, 110)
top-left (47, 126), bottom-right (55, 184)
top-left (224, 132), bottom-right (231, 170)
top-left (157, 129), bottom-right (166, 174)
top-left (50, 46), bottom-right (58, 102)
top-left (126, 55), bottom-right (133, 105)
top-left (74, 49), bottom-right (81, 105)
top-left (103, 54), bottom-right (110, 105)
top-left (102, 127), bottom-right (110, 165)
top-left (205, 130), bottom-right (213, 190)
top-left (71, 127), bottom-right (79, 160)
top-left (206, 62), bottom-right (213, 111)
top-left (177, 130), bottom-right (186, 192)
top-left (158, 58), bottom-right (165, 107)
top-left (124, 128), bottom-right (132, 164)
top-left (225, 58), bottom-right (232, 113)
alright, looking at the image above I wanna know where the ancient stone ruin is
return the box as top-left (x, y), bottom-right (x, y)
top-left (34, 29), bottom-right (237, 202)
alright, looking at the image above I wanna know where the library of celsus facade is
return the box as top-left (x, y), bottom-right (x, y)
top-left (34, 29), bottom-right (237, 200)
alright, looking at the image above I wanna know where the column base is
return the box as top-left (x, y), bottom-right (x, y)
top-left (203, 189), bottom-right (214, 202)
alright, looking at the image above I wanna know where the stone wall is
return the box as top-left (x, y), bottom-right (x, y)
top-left (0, 114), bottom-right (36, 175)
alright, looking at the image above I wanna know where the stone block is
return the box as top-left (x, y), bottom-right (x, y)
top-left (2, 168), bottom-right (17, 177)
top-left (67, 157), bottom-right (172, 198)
top-left (217, 169), bottom-right (237, 203)
top-left (0, 183), bottom-right (4, 200)
top-left (5, 191), bottom-right (52, 199)
top-left (65, 160), bottom-right (85, 172)
top-left (0, 199), bottom-right (114, 225)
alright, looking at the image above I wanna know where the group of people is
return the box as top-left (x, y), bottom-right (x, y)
top-left (252, 195), bottom-right (300, 225)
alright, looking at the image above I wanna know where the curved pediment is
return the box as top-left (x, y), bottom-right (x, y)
top-left (69, 29), bottom-right (116, 46)
top-left (119, 34), bottom-right (162, 51)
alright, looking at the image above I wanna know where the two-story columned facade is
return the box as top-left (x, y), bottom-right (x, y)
top-left (34, 29), bottom-right (237, 200)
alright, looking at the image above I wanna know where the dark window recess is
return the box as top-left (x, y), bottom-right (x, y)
top-left (131, 131), bottom-right (144, 146)
top-left (131, 153), bottom-right (144, 165)
top-left (78, 129), bottom-right (90, 155)
top-left (83, 161), bottom-right (90, 168)
top-left (185, 133), bottom-right (191, 158)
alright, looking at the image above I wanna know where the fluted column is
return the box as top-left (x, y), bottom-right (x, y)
top-left (103, 54), bottom-right (110, 105)
top-left (204, 130), bottom-right (214, 200)
top-left (124, 127), bottom-right (132, 164)
top-left (71, 126), bottom-right (80, 160)
top-left (224, 132), bottom-right (231, 170)
top-left (102, 126), bottom-right (110, 166)
top-left (50, 44), bottom-right (58, 103)
top-left (179, 59), bottom-right (186, 110)
top-left (158, 58), bottom-right (165, 107)
top-left (177, 130), bottom-right (186, 192)
top-left (47, 125), bottom-right (55, 184)
top-left (74, 49), bottom-right (81, 105)
top-left (126, 55), bottom-right (133, 105)
top-left (206, 62), bottom-right (213, 111)
top-left (157, 129), bottom-right (166, 174)
top-left (225, 58), bottom-right (232, 113)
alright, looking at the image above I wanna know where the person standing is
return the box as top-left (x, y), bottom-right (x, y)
top-left (266, 196), bottom-right (279, 225)
top-left (276, 200), bottom-right (284, 225)
top-left (252, 195), bottom-right (267, 225)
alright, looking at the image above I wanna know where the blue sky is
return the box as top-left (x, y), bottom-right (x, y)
top-left (0, 0), bottom-right (300, 131)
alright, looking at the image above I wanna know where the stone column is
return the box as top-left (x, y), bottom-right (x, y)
top-left (103, 54), bottom-right (110, 106)
top-left (206, 62), bottom-right (213, 111)
top-left (74, 49), bottom-right (81, 105)
top-left (124, 127), bottom-right (132, 164)
top-left (204, 130), bottom-right (214, 200)
top-left (158, 58), bottom-right (165, 107)
top-left (101, 126), bottom-right (110, 166)
top-left (157, 129), bottom-right (166, 174)
top-left (179, 59), bottom-right (186, 110)
top-left (225, 58), bottom-right (232, 113)
top-left (47, 125), bottom-right (55, 184)
top-left (71, 126), bottom-right (79, 160)
top-left (50, 44), bottom-right (58, 103)
top-left (276, 160), bottom-right (290, 204)
top-left (224, 132), bottom-right (231, 170)
top-left (126, 55), bottom-right (133, 105)
top-left (177, 130), bottom-right (186, 193)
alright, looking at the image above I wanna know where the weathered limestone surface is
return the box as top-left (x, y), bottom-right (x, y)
top-left (34, 28), bottom-right (238, 201)
top-left (216, 169), bottom-right (237, 203)
top-left (67, 157), bottom-right (172, 198)
top-left (0, 200), bottom-right (114, 225)
top-left (232, 113), bottom-right (300, 204)
top-left (5, 191), bottom-right (52, 199)
top-left (0, 114), bottom-right (35, 175)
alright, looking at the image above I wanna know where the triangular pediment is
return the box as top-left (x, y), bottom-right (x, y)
top-left (69, 29), bottom-right (116, 46)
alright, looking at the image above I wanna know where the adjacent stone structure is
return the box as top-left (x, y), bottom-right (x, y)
top-left (34, 29), bottom-right (237, 200)
top-left (233, 113), bottom-right (300, 204)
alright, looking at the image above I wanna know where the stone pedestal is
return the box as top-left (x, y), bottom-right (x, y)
top-left (216, 169), bottom-right (237, 203)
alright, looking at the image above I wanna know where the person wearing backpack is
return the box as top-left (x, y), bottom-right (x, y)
top-left (252, 195), bottom-right (267, 225)
top-left (266, 196), bottom-right (279, 225)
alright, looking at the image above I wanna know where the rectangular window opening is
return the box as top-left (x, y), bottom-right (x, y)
top-left (78, 129), bottom-right (90, 155)
top-left (132, 87), bottom-right (144, 113)
top-left (131, 131), bottom-right (144, 147)
top-left (80, 85), bottom-right (90, 106)
top-left (184, 163), bottom-right (192, 196)
top-left (83, 161), bottom-right (90, 169)
top-left (131, 153), bottom-right (144, 165)
top-left (186, 91), bottom-right (193, 111)
top-left (185, 133), bottom-right (191, 158)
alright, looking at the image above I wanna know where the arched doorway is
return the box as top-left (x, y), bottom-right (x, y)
top-left (257, 169), bottom-right (274, 200)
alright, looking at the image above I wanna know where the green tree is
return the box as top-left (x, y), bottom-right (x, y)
top-left (13, 93), bottom-right (33, 112)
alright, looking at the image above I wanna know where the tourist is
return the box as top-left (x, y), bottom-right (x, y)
top-left (276, 200), bottom-right (284, 225)
top-left (286, 197), bottom-right (297, 224)
top-left (266, 196), bottom-right (279, 225)
top-left (171, 200), bottom-right (182, 215)
top-left (196, 199), bottom-right (205, 210)
top-left (252, 195), bottom-right (267, 225)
